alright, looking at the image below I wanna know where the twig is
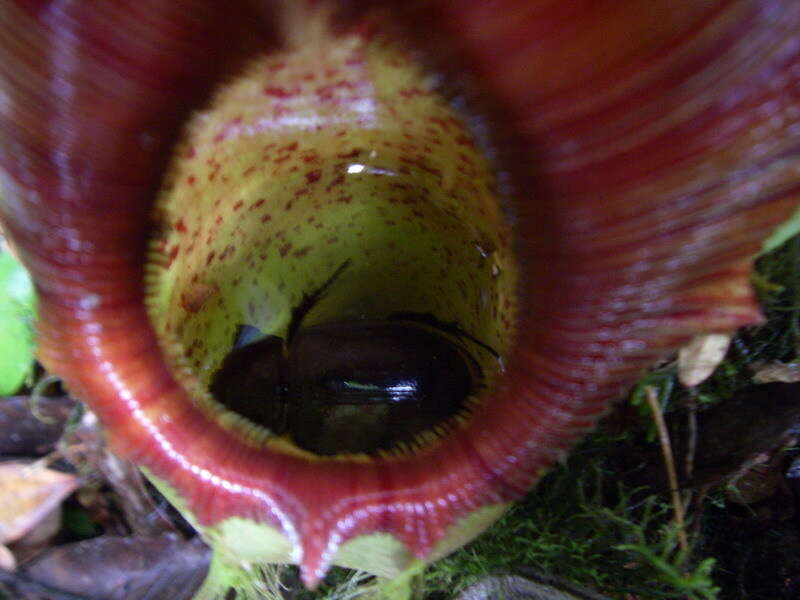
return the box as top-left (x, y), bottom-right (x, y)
top-left (684, 392), bottom-right (698, 482)
top-left (682, 391), bottom-right (698, 510)
top-left (28, 375), bottom-right (63, 425)
top-left (644, 385), bottom-right (689, 554)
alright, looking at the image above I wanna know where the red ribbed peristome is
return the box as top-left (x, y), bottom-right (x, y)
top-left (1, 0), bottom-right (799, 587)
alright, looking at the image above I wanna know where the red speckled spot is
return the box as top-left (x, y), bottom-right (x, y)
top-left (292, 246), bottom-right (311, 258)
top-left (264, 86), bottom-right (300, 98)
top-left (179, 282), bottom-right (219, 313)
top-left (325, 174), bottom-right (345, 191)
top-left (165, 245), bottom-right (180, 268)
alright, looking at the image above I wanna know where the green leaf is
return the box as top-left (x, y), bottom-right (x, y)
top-left (761, 203), bottom-right (800, 255)
top-left (0, 250), bottom-right (36, 395)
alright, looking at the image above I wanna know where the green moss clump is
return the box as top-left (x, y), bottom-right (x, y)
top-left (422, 448), bottom-right (718, 600)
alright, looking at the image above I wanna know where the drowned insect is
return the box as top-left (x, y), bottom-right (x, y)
top-left (210, 262), bottom-right (498, 455)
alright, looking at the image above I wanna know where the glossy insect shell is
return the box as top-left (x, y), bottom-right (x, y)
top-left (1, 0), bottom-right (800, 589)
top-left (211, 320), bottom-right (478, 455)
top-left (289, 319), bottom-right (477, 455)
top-left (210, 334), bottom-right (286, 435)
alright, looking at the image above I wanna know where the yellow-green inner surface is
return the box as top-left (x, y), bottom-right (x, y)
top-left (147, 31), bottom-right (516, 449)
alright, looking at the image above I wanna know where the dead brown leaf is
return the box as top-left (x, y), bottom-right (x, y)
top-left (0, 461), bottom-right (79, 545)
top-left (677, 333), bottom-right (732, 387)
top-left (22, 534), bottom-right (209, 600)
top-left (0, 396), bottom-right (75, 457)
top-left (753, 360), bottom-right (800, 384)
top-left (0, 543), bottom-right (16, 571)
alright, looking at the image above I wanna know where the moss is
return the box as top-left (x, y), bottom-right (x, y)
top-left (421, 448), bottom-right (718, 600)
